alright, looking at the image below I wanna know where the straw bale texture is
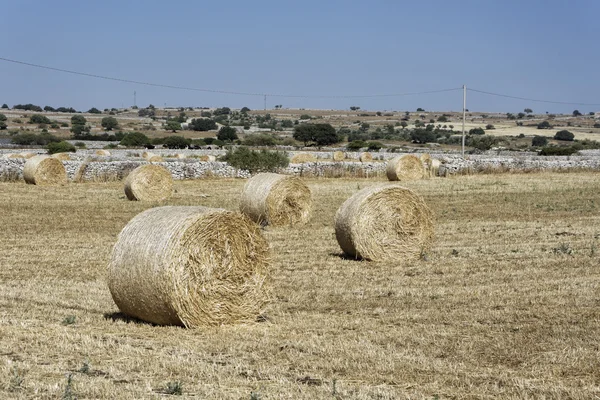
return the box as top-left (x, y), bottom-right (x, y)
top-left (7, 153), bottom-right (22, 159)
top-left (108, 206), bottom-right (271, 327)
top-left (420, 153), bottom-right (433, 178)
top-left (124, 164), bottom-right (173, 202)
top-left (17, 152), bottom-right (36, 159)
top-left (147, 155), bottom-right (164, 162)
top-left (335, 185), bottom-right (434, 261)
top-left (359, 152), bottom-right (373, 162)
top-left (142, 151), bottom-right (154, 159)
top-left (52, 152), bottom-right (71, 161)
top-left (240, 173), bottom-right (312, 227)
top-left (333, 151), bottom-right (345, 161)
top-left (95, 150), bottom-right (111, 156)
top-left (23, 155), bottom-right (67, 186)
top-left (386, 154), bottom-right (425, 181)
top-left (199, 155), bottom-right (216, 162)
top-left (431, 159), bottom-right (441, 177)
top-left (174, 153), bottom-right (186, 159)
top-left (290, 153), bottom-right (317, 163)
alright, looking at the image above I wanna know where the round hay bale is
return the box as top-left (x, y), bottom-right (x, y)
top-left (333, 151), bottom-right (345, 161)
top-left (52, 152), bottom-right (72, 161)
top-left (141, 151), bottom-right (154, 159)
top-left (290, 153), bottom-right (317, 163)
top-left (124, 164), bottom-right (173, 202)
top-left (431, 159), bottom-right (441, 177)
top-left (359, 152), bottom-right (373, 162)
top-left (95, 149), bottom-right (111, 156)
top-left (23, 155), bottom-right (67, 186)
top-left (174, 153), bottom-right (186, 159)
top-left (108, 206), bottom-right (271, 327)
top-left (386, 155), bottom-right (425, 181)
top-left (199, 155), bottom-right (216, 162)
top-left (7, 153), bottom-right (23, 159)
top-left (19, 152), bottom-right (36, 159)
top-left (147, 155), bottom-right (164, 162)
top-left (420, 153), bottom-right (433, 178)
top-left (335, 185), bottom-right (434, 261)
top-left (240, 173), bottom-right (312, 227)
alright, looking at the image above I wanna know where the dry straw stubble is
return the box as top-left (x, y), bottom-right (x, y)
top-left (335, 185), bottom-right (434, 261)
top-left (108, 206), bottom-right (271, 327)
top-left (23, 155), bottom-right (68, 186)
top-left (387, 154), bottom-right (425, 181)
top-left (123, 164), bottom-right (173, 202)
top-left (240, 173), bottom-right (312, 227)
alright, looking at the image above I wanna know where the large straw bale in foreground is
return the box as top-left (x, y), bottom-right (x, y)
top-left (335, 185), bottom-right (434, 261)
top-left (359, 152), bottom-right (373, 162)
top-left (108, 206), bottom-right (271, 327)
top-left (386, 154), bottom-right (425, 181)
top-left (124, 164), bottom-right (173, 201)
top-left (240, 173), bottom-right (312, 226)
top-left (290, 153), bottom-right (317, 163)
top-left (23, 155), bottom-right (67, 186)
top-left (333, 151), bottom-right (345, 161)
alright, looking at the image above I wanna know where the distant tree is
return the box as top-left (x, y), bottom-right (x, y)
top-left (87, 107), bottom-right (102, 114)
top-left (47, 141), bottom-right (76, 154)
top-left (163, 136), bottom-right (191, 149)
top-left (359, 122), bottom-right (370, 132)
top-left (517, 112), bottom-right (526, 119)
top-left (300, 114), bottom-right (312, 120)
top-left (138, 108), bottom-right (155, 118)
top-left (44, 106), bottom-right (56, 112)
top-left (29, 114), bottom-right (51, 124)
top-left (281, 120), bottom-right (293, 128)
top-left (188, 118), bottom-right (217, 131)
top-left (120, 131), bottom-right (150, 147)
top-left (537, 120), bottom-right (552, 129)
top-left (506, 113), bottom-right (516, 120)
top-left (213, 107), bottom-right (231, 116)
top-left (293, 123), bottom-right (339, 146)
top-left (101, 116), bottom-right (119, 131)
top-left (531, 136), bottom-right (548, 147)
top-left (0, 114), bottom-right (7, 122)
top-left (55, 107), bottom-right (77, 113)
top-left (554, 130), bottom-right (574, 141)
top-left (217, 126), bottom-right (239, 142)
top-left (485, 124), bottom-right (495, 130)
top-left (400, 121), bottom-right (408, 129)
top-left (200, 111), bottom-right (212, 117)
top-left (416, 107), bottom-right (425, 112)
top-left (410, 129), bottom-right (437, 143)
top-left (148, 104), bottom-right (155, 109)
top-left (14, 104), bottom-right (43, 112)
top-left (241, 107), bottom-right (251, 113)
top-left (524, 108), bottom-right (533, 114)
top-left (572, 110), bottom-right (582, 117)
top-left (1, 104), bottom-right (8, 109)
top-left (376, 111), bottom-right (382, 116)
top-left (437, 115), bottom-right (448, 122)
top-left (469, 127), bottom-right (485, 135)
top-left (165, 120), bottom-right (182, 132)
top-left (350, 106), bottom-right (360, 111)
top-left (0, 113), bottom-right (6, 130)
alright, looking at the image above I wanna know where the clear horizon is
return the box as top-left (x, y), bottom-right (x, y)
top-left (1, 0), bottom-right (599, 114)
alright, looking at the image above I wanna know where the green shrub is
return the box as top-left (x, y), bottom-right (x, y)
top-left (188, 118), bottom-right (217, 131)
top-left (347, 140), bottom-right (368, 150)
top-left (47, 141), bottom-right (76, 154)
top-left (554, 130), bottom-right (574, 141)
top-left (29, 114), bottom-right (51, 124)
top-left (367, 141), bottom-right (384, 151)
top-left (539, 146), bottom-right (578, 156)
top-left (217, 126), bottom-right (238, 142)
top-left (243, 134), bottom-right (277, 147)
top-left (531, 136), bottom-right (548, 147)
top-left (222, 147), bottom-right (289, 173)
top-left (537, 120), bottom-right (552, 129)
top-left (74, 141), bottom-right (86, 148)
top-left (120, 131), bottom-right (150, 147)
top-left (162, 136), bottom-right (191, 149)
top-left (12, 133), bottom-right (60, 145)
top-left (469, 127), bottom-right (485, 135)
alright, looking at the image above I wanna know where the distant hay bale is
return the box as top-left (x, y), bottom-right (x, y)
top-left (141, 151), bottom-right (154, 159)
top-left (147, 155), bottom-right (164, 162)
top-left (23, 155), bottom-right (67, 186)
top-left (335, 185), bottom-right (434, 261)
top-left (290, 153), bottom-right (317, 163)
top-left (199, 155), bottom-right (216, 162)
top-left (240, 173), bottom-right (312, 227)
top-left (17, 152), bottom-right (36, 159)
top-left (333, 151), bottom-right (345, 161)
top-left (431, 159), bottom-right (441, 177)
top-left (52, 152), bottom-right (71, 161)
top-left (420, 153), bottom-right (433, 178)
top-left (359, 152), bottom-right (373, 162)
top-left (95, 150), bottom-right (111, 156)
top-left (124, 164), bottom-right (173, 202)
top-left (7, 153), bottom-right (23, 159)
top-left (107, 206), bottom-right (271, 327)
top-left (386, 155), bottom-right (425, 181)
top-left (174, 153), bottom-right (186, 159)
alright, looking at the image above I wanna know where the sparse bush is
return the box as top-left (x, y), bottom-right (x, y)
top-left (537, 120), bottom-right (552, 129)
top-left (485, 124), bottom-right (495, 130)
top-left (539, 146), bottom-right (578, 156)
top-left (243, 133), bottom-right (277, 147)
top-left (74, 141), bottom-right (86, 148)
top-left (162, 136), bottom-right (191, 149)
top-left (469, 127), bottom-right (485, 135)
top-left (12, 132), bottom-right (60, 145)
top-left (221, 147), bottom-right (289, 173)
top-left (299, 114), bottom-right (312, 120)
top-left (29, 114), bottom-right (51, 124)
top-left (47, 141), bottom-right (76, 154)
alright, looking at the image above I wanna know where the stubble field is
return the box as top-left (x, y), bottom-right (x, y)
top-left (0, 172), bottom-right (599, 399)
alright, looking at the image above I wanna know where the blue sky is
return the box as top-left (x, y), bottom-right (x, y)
top-left (1, 0), bottom-right (598, 113)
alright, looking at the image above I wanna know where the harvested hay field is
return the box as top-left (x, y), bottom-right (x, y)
top-left (0, 172), bottom-right (599, 398)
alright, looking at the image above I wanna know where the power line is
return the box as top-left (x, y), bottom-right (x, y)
top-left (468, 87), bottom-right (600, 107)
top-left (0, 56), bottom-right (461, 99)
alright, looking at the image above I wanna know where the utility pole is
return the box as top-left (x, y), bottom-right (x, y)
top-left (264, 94), bottom-right (267, 111)
top-left (462, 85), bottom-right (466, 158)
top-left (133, 91), bottom-right (136, 108)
